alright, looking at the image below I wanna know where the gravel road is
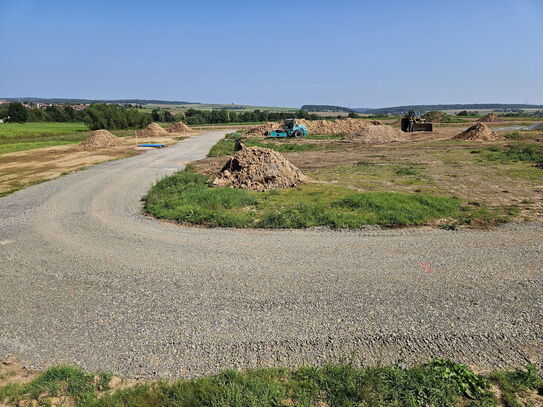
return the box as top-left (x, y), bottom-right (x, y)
top-left (1, 130), bottom-right (542, 378)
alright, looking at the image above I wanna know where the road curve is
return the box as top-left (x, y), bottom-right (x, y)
top-left (1, 130), bottom-right (542, 378)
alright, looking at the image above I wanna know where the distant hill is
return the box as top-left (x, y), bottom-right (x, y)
top-left (0, 97), bottom-right (198, 105)
top-left (302, 104), bottom-right (359, 113)
top-left (367, 104), bottom-right (543, 115)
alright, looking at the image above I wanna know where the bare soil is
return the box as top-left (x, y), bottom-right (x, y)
top-left (341, 125), bottom-right (407, 144)
top-left (0, 135), bottom-right (183, 196)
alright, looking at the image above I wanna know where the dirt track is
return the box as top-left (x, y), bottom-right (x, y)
top-left (0, 130), bottom-right (542, 378)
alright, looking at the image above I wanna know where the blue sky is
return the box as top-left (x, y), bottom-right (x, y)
top-left (1, 0), bottom-right (542, 108)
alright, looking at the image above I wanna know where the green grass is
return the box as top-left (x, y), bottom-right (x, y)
top-left (143, 168), bottom-right (506, 229)
top-left (480, 143), bottom-right (543, 163)
top-left (0, 122), bottom-right (91, 155)
top-left (0, 123), bottom-right (143, 155)
top-left (0, 122), bottom-right (89, 138)
top-left (1, 360), bottom-right (541, 407)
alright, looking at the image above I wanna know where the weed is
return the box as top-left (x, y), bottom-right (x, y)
top-left (489, 365), bottom-right (543, 407)
top-left (504, 132), bottom-right (522, 140)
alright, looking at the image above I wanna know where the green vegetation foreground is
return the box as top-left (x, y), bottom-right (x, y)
top-left (144, 168), bottom-right (513, 229)
top-left (1, 360), bottom-right (541, 407)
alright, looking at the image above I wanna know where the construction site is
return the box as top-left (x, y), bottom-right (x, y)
top-left (1, 1), bottom-right (542, 405)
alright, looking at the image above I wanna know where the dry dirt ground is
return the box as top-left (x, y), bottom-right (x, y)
top-left (0, 135), bottom-right (192, 196)
top-left (193, 124), bottom-right (543, 222)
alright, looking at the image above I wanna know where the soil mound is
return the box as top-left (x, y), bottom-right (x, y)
top-left (212, 146), bottom-right (308, 191)
top-left (167, 121), bottom-right (191, 133)
top-left (341, 125), bottom-right (407, 144)
top-left (478, 113), bottom-right (501, 122)
top-left (296, 118), bottom-right (381, 135)
top-left (75, 130), bottom-right (123, 149)
top-left (244, 118), bottom-right (382, 138)
top-left (245, 122), bottom-right (281, 138)
top-left (451, 123), bottom-right (503, 141)
top-left (137, 122), bottom-right (169, 137)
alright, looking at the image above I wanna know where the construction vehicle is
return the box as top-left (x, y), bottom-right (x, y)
top-left (268, 119), bottom-right (309, 138)
top-left (401, 110), bottom-right (433, 132)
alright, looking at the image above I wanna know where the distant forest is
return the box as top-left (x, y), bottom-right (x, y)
top-left (301, 105), bottom-right (357, 113)
top-left (366, 104), bottom-right (543, 115)
top-left (0, 98), bottom-right (197, 105)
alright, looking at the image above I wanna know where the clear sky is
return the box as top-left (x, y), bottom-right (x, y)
top-left (1, 0), bottom-right (542, 108)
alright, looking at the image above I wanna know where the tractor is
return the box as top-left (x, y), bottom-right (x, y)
top-left (268, 119), bottom-right (309, 138)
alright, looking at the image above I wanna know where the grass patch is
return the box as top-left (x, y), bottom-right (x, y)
top-left (489, 365), bottom-right (543, 407)
top-left (504, 132), bottom-right (522, 140)
top-left (2, 360), bottom-right (541, 407)
top-left (481, 143), bottom-right (543, 163)
top-left (0, 122), bottom-right (89, 138)
top-left (144, 168), bottom-right (507, 229)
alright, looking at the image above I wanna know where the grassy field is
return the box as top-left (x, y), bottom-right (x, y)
top-left (1, 360), bottom-right (541, 407)
top-left (0, 123), bottom-right (144, 155)
top-left (0, 122), bottom-right (91, 155)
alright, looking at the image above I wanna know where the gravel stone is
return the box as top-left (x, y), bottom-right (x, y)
top-left (0, 130), bottom-right (542, 378)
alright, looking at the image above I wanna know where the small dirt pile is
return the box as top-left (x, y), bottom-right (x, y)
top-left (451, 123), bottom-right (503, 141)
top-left (167, 121), bottom-right (191, 133)
top-left (478, 113), bottom-right (501, 122)
top-left (137, 122), bottom-right (169, 137)
top-left (75, 130), bottom-right (123, 149)
top-left (212, 146), bottom-right (308, 191)
top-left (245, 122), bottom-right (281, 138)
top-left (341, 125), bottom-right (407, 144)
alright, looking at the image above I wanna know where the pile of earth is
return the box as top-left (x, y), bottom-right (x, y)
top-left (451, 123), bottom-right (503, 141)
top-left (212, 146), bottom-right (308, 191)
top-left (244, 118), bottom-right (381, 138)
top-left (296, 118), bottom-right (381, 135)
top-left (136, 122), bottom-right (169, 137)
top-left (245, 122), bottom-right (282, 138)
top-left (167, 121), bottom-right (192, 133)
top-left (74, 130), bottom-right (123, 149)
top-left (478, 113), bottom-right (501, 122)
top-left (341, 125), bottom-right (407, 144)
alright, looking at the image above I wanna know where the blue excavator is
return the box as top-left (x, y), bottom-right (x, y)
top-left (268, 119), bottom-right (309, 138)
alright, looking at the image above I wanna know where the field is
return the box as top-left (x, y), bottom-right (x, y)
top-left (147, 122), bottom-right (543, 228)
top-left (0, 122), bottom-right (91, 154)
top-left (0, 126), bottom-right (186, 196)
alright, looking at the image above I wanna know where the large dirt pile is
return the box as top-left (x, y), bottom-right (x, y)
top-left (478, 113), bottom-right (501, 122)
top-left (167, 121), bottom-right (192, 133)
top-left (75, 130), bottom-right (123, 149)
top-left (296, 118), bottom-right (381, 135)
top-left (341, 125), bottom-right (407, 144)
top-left (244, 118), bottom-right (382, 138)
top-left (136, 122), bottom-right (169, 137)
top-left (451, 123), bottom-right (503, 141)
top-left (212, 146), bottom-right (308, 191)
top-left (245, 122), bottom-right (281, 138)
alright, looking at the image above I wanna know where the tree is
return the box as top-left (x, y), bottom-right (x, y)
top-left (163, 111), bottom-right (175, 122)
top-left (7, 103), bottom-right (29, 123)
top-left (348, 112), bottom-right (360, 118)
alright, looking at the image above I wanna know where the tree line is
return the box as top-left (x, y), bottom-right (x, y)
top-left (0, 103), bottom-right (329, 129)
top-left (0, 102), bottom-right (151, 130)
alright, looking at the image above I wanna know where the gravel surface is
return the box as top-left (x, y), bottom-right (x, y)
top-left (1, 130), bottom-right (542, 378)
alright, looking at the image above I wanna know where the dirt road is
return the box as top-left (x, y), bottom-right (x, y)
top-left (0, 130), bottom-right (542, 378)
